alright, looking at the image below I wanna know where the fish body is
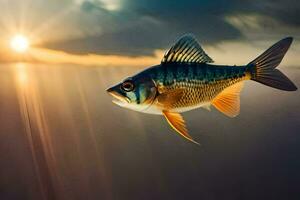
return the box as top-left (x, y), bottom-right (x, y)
top-left (107, 34), bottom-right (297, 145)
top-left (136, 63), bottom-right (251, 114)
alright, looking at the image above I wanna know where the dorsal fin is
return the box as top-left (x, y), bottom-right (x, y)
top-left (161, 34), bottom-right (214, 64)
top-left (212, 82), bottom-right (244, 117)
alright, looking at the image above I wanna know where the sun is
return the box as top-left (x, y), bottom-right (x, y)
top-left (10, 34), bottom-right (30, 53)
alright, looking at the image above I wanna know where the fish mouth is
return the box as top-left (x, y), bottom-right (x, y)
top-left (106, 88), bottom-right (130, 105)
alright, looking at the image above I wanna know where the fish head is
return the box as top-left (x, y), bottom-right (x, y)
top-left (106, 75), bottom-right (157, 112)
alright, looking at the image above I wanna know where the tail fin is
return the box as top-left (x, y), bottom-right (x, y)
top-left (248, 37), bottom-right (297, 91)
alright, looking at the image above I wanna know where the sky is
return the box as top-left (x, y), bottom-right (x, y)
top-left (0, 0), bottom-right (299, 65)
top-left (1, 64), bottom-right (299, 200)
top-left (0, 1), bottom-right (299, 200)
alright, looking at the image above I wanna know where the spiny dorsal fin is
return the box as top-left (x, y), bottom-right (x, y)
top-left (162, 111), bottom-right (200, 145)
top-left (212, 82), bottom-right (244, 117)
top-left (161, 34), bottom-right (214, 64)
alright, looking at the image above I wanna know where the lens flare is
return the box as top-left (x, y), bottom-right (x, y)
top-left (10, 34), bottom-right (30, 53)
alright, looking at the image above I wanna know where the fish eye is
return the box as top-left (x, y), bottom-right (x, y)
top-left (121, 80), bottom-right (135, 92)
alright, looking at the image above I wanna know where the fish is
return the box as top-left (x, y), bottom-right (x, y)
top-left (106, 34), bottom-right (297, 145)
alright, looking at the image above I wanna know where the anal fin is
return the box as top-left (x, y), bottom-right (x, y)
top-left (162, 110), bottom-right (200, 145)
top-left (212, 82), bottom-right (244, 117)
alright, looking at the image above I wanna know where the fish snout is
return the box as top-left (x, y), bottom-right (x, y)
top-left (106, 87), bottom-right (114, 94)
top-left (106, 86), bottom-right (130, 104)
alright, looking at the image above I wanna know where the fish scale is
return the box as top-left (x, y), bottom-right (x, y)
top-left (153, 63), bottom-right (250, 109)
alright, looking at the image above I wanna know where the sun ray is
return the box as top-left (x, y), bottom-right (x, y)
top-left (29, 5), bottom-right (76, 45)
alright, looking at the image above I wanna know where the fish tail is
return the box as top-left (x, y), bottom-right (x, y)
top-left (247, 37), bottom-right (297, 91)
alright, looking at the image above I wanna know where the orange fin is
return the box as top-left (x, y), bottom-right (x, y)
top-left (162, 110), bottom-right (200, 145)
top-left (157, 89), bottom-right (184, 109)
top-left (212, 82), bottom-right (244, 117)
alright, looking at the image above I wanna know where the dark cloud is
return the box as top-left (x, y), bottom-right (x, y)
top-left (43, 0), bottom-right (300, 56)
top-left (248, 0), bottom-right (300, 26)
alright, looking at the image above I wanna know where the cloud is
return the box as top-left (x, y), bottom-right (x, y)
top-left (26, 47), bottom-right (162, 67)
top-left (0, 0), bottom-right (300, 56)
top-left (44, 0), bottom-right (243, 55)
top-left (42, 0), bottom-right (300, 56)
top-left (2, 38), bottom-right (300, 68)
top-left (225, 14), bottom-right (300, 42)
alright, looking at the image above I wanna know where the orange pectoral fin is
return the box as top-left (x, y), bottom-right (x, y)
top-left (162, 111), bottom-right (200, 145)
top-left (157, 89), bottom-right (184, 109)
top-left (212, 82), bottom-right (244, 117)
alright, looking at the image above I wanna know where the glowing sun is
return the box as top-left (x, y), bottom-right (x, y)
top-left (10, 35), bottom-right (30, 53)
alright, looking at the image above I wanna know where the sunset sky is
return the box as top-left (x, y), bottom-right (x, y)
top-left (0, 1), bottom-right (300, 200)
top-left (0, 0), bottom-right (300, 66)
